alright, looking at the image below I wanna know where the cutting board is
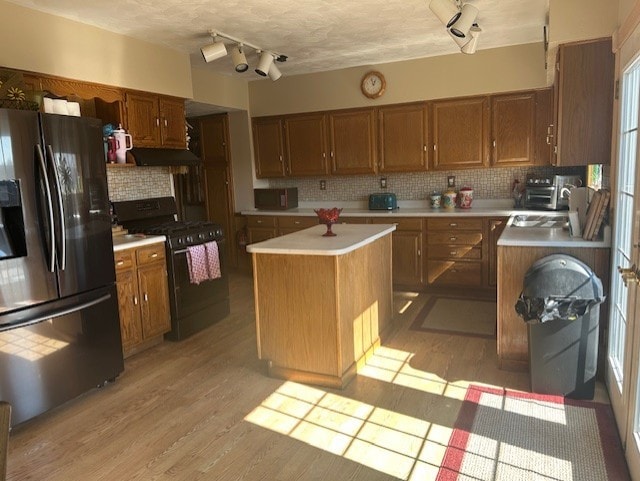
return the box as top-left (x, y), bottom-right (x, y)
top-left (582, 189), bottom-right (603, 240)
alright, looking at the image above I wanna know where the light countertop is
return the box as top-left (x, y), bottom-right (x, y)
top-left (246, 224), bottom-right (396, 256)
top-left (112, 234), bottom-right (166, 252)
top-left (241, 199), bottom-right (535, 218)
top-left (498, 224), bottom-right (611, 248)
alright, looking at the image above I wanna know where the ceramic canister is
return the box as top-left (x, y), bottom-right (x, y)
top-left (442, 189), bottom-right (457, 208)
top-left (458, 187), bottom-right (474, 208)
top-left (429, 191), bottom-right (442, 208)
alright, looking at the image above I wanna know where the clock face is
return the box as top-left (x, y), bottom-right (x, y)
top-left (361, 71), bottom-right (386, 99)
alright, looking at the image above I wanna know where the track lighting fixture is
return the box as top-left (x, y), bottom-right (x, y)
top-left (201, 33), bottom-right (227, 63)
top-left (200, 29), bottom-right (287, 80)
top-left (231, 45), bottom-right (249, 72)
top-left (429, 0), bottom-right (481, 54)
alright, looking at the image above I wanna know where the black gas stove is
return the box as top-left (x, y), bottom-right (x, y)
top-left (112, 197), bottom-right (230, 341)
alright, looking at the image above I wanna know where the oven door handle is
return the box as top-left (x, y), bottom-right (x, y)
top-left (174, 248), bottom-right (188, 254)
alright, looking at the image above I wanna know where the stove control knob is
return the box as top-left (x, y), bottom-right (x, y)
top-left (177, 238), bottom-right (183, 244)
top-left (198, 233), bottom-right (205, 240)
top-left (186, 235), bottom-right (193, 243)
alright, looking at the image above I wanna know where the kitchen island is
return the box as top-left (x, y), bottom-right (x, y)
top-left (247, 223), bottom-right (395, 388)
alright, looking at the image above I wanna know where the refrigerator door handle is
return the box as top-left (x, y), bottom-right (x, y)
top-left (46, 145), bottom-right (66, 270)
top-left (35, 144), bottom-right (56, 273)
top-left (0, 293), bottom-right (111, 333)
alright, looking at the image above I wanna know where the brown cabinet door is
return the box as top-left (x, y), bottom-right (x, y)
top-left (491, 93), bottom-right (535, 166)
top-left (159, 97), bottom-right (186, 148)
top-left (329, 109), bottom-right (377, 175)
top-left (137, 263), bottom-right (171, 339)
top-left (253, 117), bottom-right (286, 178)
top-left (392, 230), bottom-right (424, 286)
top-left (487, 217), bottom-right (508, 287)
top-left (554, 38), bottom-right (614, 166)
top-left (378, 103), bottom-right (428, 173)
top-left (248, 227), bottom-right (278, 244)
top-left (534, 88), bottom-right (553, 165)
top-left (126, 92), bottom-right (161, 147)
top-left (115, 268), bottom-right (143, 353)
top-left (284, 114), bottom-right (328, 176)
top-left (433, 96), bottom-right (489, 170)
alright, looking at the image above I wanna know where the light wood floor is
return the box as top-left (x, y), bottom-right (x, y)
top-left (6, 272), bottom-right (606, 480)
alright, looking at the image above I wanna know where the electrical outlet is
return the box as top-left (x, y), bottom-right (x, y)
top-left (320, 180), bottom-right (326, 190)
top-left (447, 176), bottom-right (456, 187)
top-left (380, 177), bottom-right (387, 189)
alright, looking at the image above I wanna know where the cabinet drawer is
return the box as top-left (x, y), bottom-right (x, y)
top-left (114, 249), bottom-right (135, 271)
top-left (371, 217), bottom-right (423, 231)
top-left (247, 216), bottom-right (277, 228)
top-left (428, 231), bottom-right (483, 245)
top-left (136, 244), bottom-right (166, 266)
top-left (427, 218), bottom-right (482, 231)
top-left (428, 245), bottom-right (482, 260)
top-left (339, 217), bottom-right (369, 224)
top-left (427, 260), bottom-right (482, 286)
top-left (278, 216), bottom-right (318, 229)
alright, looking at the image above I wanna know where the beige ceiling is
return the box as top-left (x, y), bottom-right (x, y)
top-left (7, 0), bottom-right (548, 78)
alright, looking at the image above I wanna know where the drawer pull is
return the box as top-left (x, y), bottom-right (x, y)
top-left (450, 237), bottom-right (457, 241)
top-left (294, 221), bottom-right (300, 225)
top-left (116, 260), bottom-right (124, 266)
top-left (134, 296), bottom-right (138, 306)
top-left (450, 251), bottom-right (457, 256)
top-left (144, 293), bottom-right (149, 302)
top-left (450, 268), bottom-right (458, 273)
top-left (449, 223), bottom-right (457, 227)
top-left (257, 220), bottom-right (262, 224)
top-left (150, 252), bottom-right (158, 258)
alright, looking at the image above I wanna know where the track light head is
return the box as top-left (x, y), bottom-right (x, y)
top-left (268, 63), bottom-right (282, 81)
top-left (429, 0), bottom-right (461, 28)
top-left (231, 44), bottom-right (249, 72)
top-left (461, 24), bottom-right (481, 54)
top-left (201, 33), bottom-right (227, 63)
top-left (450, 3), bottom-right (479, 38)
top-left (255, 51), bottom-right (274, 77)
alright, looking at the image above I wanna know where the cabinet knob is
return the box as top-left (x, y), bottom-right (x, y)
top-left (492, 140), bottom-right (496, 148)
top-left (150, 252), bottom-right (158, 258)
top-left (164, 119), bottom-right (168, 127)
top-left (449, 223), bottom-right (457, 227)
top-left (257, 220), bottom-right (263, 224)
top-left (450, 236), bottom-right (457, 241)
top-left (294, 221), bottom-right (300, 225)
top-left (417, 249), bottom-right (421, 256)
top-left (450, 268), bottom-right (458, 273)
top-left (450, 251), bottom-right (458, 256)
top-left (156, 118), bottom-right (160, 127)
top-left (144, 293), bottom-right (149, 302)
top-left (134, 296), bottom-right (138, 305)
top-left (116, 260), bottom-right (124, 266)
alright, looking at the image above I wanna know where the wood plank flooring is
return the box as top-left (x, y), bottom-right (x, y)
top-left (5, 272), bottom-right (607, 480)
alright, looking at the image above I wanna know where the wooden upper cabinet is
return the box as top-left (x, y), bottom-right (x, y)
top-left (554, 37), bottom-right (614, 166)
top-left (159, 97), bottom-right (187, 148)
top-left (432, 96), bottom-right (489, 170)
top-left (284, 113), bottom-right (328, 176)
top-left (534, 88), bottom-right (553, 165)
top-left (125, 92), bottom-right (186, 148)
top-left (378, 103), bottom-right (429, 173)
top-left (491, 92), bottom-right (535, 166)
top-left (200, 114), bottom-right (228, 166)
top-left (329, 109), bottom-right (377, 175)
top-left (253, 117), bottom-right (286, 178)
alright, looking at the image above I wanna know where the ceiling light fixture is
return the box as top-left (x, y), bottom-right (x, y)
top-left (429, 0), bottom-right (461, 27)
top-left (231, 44), bottom-right (249, 72)
top-left (429, 1), bottom-right (481, 54)
top-left (200, 29), bottom-right (288, 80)
top-left (201, 32), bottom-right (227, 63)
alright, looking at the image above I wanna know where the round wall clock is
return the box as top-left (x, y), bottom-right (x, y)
top-left (361, 71), bottom-right (386, 99)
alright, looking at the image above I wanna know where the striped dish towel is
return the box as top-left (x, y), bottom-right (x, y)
top-left (186, 244), bottom-right (209, 285)
top-left (205, 241), bottom-right (221, 279)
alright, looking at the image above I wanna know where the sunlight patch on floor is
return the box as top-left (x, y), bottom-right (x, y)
top-left (245, 380), bottom-right (452, 479)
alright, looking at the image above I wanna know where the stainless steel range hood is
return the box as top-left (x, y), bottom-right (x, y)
top-left (129, 147), bottom-right (200, 167)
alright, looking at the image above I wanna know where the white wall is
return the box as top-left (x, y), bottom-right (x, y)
top-left (0, 0), bottom-right (192, 98)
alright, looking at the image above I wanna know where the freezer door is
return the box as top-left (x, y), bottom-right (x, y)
top-left (40, 114), bottom-right (116, 297)
top-left (0, 109), bottom-right (58, 315)
top-left (0, 284), bottom-right (124, 426)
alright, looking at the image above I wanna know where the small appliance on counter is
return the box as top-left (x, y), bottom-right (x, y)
top-left (368, 193), bottom-right (397, 210)
top-left (254, 187), bottom-right (298, 210)
top-left (524, 174), bottom-right (583, 210)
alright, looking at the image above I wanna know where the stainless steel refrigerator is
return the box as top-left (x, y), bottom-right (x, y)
top-left (0, 108), bottom-right (124, 426)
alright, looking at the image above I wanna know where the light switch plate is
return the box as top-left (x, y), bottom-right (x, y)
top-left (320, 180), bottom-right (326, 190)
top-left (380, 177), bottom-right (387, 188)
top-left (447, 176), bottom-right (456, 187)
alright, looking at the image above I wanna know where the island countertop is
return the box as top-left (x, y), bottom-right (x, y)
top-left (246, 223), bottom-right (396, 256)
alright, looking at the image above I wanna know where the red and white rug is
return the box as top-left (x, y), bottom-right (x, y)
top-left (437, 385), bottom-right (630, 481)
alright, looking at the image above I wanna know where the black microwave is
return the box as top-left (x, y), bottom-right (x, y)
top-left (254, 188), bottom-right (298, 210)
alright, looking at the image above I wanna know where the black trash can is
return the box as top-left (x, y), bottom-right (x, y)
top-left (515, 254), bottom-right (605, 399)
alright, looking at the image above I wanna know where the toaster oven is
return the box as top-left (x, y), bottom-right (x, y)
top-left (524, 175), bottom-right (582, 210)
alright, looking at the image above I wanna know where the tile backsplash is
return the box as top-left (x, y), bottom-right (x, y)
top-left (269, 166), bottom-right (586, 202)
top-left (106, 167), bottom-right (173, 202)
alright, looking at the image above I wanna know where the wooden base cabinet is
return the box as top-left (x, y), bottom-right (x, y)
top-left (371, 218), bottom-right (424, 288)
top-left (114, 243), bottom-right (171, 358)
